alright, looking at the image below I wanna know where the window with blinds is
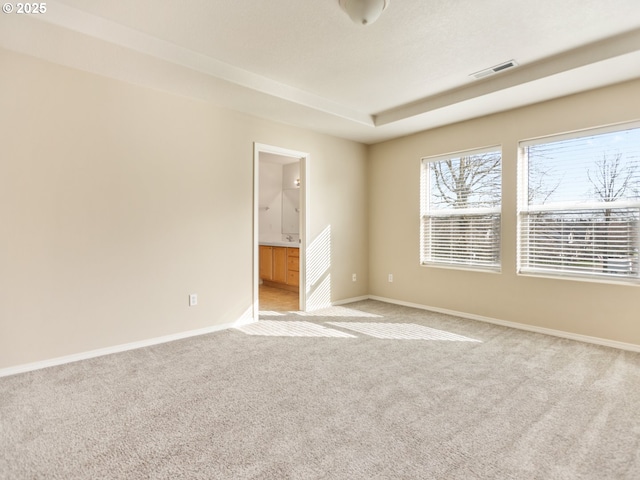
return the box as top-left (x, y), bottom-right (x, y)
top-left (420, 147), bottom-right (502, 270)
top-left (518, 123), bottom-right (640, 282)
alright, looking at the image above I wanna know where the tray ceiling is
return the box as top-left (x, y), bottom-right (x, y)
top-left (1, 0), bottom-right (640, 143)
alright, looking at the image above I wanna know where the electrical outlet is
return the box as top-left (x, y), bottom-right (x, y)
top-left (388, 274), bottom-right (394, 283)
top-left (352, 273), bottom-right (357, 282)
top-left (189, 294), bottom-right (198, 306)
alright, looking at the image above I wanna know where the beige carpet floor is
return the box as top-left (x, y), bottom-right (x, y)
top-left (1, 300), bottom-right (640, 479)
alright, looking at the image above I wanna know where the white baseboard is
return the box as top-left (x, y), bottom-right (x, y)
top-left (368, 295), bottom-right (640, 353)
top-left (332, 295), bottom-right (370, 306)
top-left (4, 295), bottom-right (637, 377)
top-left (0, 316), bottom-right (256, 378)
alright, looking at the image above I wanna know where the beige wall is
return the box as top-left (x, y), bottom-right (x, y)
top-left (0, 48), bottom-right (368, 369)
top-left (368, 79), bottom-right (640, 346)
top-left (2, 45), bottom-right (638, 371)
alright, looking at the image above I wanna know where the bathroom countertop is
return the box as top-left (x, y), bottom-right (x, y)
top-left (259, 241), bottom-right (300, 248)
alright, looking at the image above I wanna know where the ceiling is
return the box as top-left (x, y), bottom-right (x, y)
top-left (1, 0), bottom-right (640, 144)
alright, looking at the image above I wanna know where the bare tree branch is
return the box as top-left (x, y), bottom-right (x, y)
top-left (587, 153), bottom-right (634, 202)
top-left (429, 153), bottom-right (501, 209)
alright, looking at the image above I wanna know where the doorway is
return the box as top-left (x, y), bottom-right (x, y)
top-left (253, 143), bottom-right (309, 320)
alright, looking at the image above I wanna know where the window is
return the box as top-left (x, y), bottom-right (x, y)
top-left (420, 147), bottom-right (502, 270)
top-left (518, 123), bottom-right (640, 282)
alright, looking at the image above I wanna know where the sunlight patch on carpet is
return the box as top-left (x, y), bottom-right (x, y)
top-left (258, 311), bottom-right (287, 316)
top-left (237, 320), bottom-right (356, 338)
top-left (326, 322), bottom-right (481, 342)
top-left (294, 306), bottom-right (382, 318)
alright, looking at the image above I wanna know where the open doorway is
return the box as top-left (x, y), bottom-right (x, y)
top-left (253, 143), bottom-right (309, 320)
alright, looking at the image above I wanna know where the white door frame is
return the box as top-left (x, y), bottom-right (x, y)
top-left (253, 143), bottom-right (309, 321)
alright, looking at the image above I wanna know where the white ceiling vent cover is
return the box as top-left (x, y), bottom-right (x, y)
top-left (471, 60), bottom-right (519, 79)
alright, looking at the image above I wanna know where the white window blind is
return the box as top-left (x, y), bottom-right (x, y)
top-left (421, 147), bottom-right (501, 270)
top-left (518, 123), bottom-right (640, 281)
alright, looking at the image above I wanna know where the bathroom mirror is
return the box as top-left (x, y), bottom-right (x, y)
top-left (282, 188), bottom-right (300, 235)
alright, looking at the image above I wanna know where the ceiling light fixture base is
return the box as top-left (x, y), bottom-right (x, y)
top-left (339, 0), bottom-right (390, 26)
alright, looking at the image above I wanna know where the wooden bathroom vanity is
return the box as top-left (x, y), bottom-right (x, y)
top-left (259, 244), bottom-right (299, 292)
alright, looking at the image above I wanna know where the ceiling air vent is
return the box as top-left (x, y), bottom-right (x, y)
top-left (470, 60), bottom-right (518, 79)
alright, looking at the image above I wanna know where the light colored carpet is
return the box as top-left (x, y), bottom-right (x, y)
top-left (1, 300), bottom-right (640, 479)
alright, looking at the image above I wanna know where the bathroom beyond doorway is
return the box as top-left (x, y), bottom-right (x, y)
top-left (254, 143), bottom-right (309, 316)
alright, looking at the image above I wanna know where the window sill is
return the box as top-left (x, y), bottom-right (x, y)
top-left (517, 269), bottom-right (640, 287)
top-left (421, 262), bottom-right (501, 274)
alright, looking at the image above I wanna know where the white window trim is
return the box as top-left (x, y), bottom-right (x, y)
top-left (519, 120), bottom-right (640, 149)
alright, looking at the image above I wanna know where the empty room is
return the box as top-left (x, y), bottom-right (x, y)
top-left (2, 1), bottom-right (640, 478)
